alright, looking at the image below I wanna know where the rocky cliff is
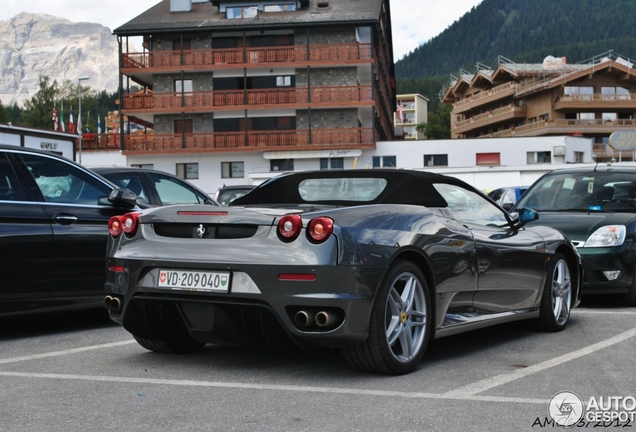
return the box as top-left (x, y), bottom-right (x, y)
top-left (0, 12), bottom-right (119, 105)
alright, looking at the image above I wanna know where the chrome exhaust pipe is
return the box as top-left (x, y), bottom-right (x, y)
top-left (103, 295), bottom-right (122, 312)
top-left (103, 295), bottom-right (113, 310)
top-left (110, 296), bottom-right (122, 312)
top-left (294, 310), bottom-right (315, 328)
top-left (315, 311), bottom-right (333, 327)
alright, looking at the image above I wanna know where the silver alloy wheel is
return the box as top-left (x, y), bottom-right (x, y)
top-left (384, 271), bottom-right (427, 363)
top-left (551, 259), bottom-right (572, 326)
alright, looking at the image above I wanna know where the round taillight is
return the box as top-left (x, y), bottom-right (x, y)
top-left (108, 216), bottom-right (123, 237)
top-left (307, 217), bottom-right (334, 243)
top-left (277, 214), bottom-right (302, 241)
top-left (121, 213), bottom-right (140, 235)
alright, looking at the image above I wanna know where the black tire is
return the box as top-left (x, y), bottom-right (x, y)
top-left (133, 335), bottom-right (206, 354)
top-left (624, 262), bottom-right (636, 307)
top-left (342, 260), bottom-right (432, 375)
top-left (538, 253), bottom-right (572, 332)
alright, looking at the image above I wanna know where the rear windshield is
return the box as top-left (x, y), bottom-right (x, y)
top-left (298, 178), bottom-right (387, 202)
top-left (516, 171), bottom-right (636, 212)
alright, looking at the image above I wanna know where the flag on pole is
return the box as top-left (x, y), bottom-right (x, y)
top-left (52, 103), bottom-right (58, 131)
top-left (69, 107), bottom-right (75, 134)
top-left (97, 113), bottom-right (102, 134)
top-left (60, 101), bottom-right (65, 132)
top-left (77, 110), bottom-right (82, 136)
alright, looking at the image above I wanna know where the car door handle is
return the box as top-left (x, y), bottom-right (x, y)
top-left (55, 214), bottom-right (79, 225)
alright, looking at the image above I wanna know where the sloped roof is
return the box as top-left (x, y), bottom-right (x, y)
top-left (114, 0), bottom-right (385, 35)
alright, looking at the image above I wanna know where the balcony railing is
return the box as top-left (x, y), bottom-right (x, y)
top-left (122, 43), bottom-right (372, 71)
top-left (453, 105), bottom-right (526, 133)
top-left (79, 128), bottom-right (375, 153)
top-left (122, 86), bottom-right (373, 112)
top-left (452, 82), bottom-right (516, 112)
top-left (555, 93), bottom-right (636, 110)
top-left (488, 118), bottom-right (636, 138)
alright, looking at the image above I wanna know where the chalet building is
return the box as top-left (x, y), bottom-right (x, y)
top-left (441, 52), bottom-right (636, 161)
top-left (87, 0), bottom-right (396, 178)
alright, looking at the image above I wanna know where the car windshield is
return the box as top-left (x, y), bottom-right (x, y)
top-left (298, 178), bottom-right (387, 201)
top-left (516, 170), bottom-right (636, 212)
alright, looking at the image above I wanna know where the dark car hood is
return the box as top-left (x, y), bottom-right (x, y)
top-left (528, 211), bottom-right (636, 241)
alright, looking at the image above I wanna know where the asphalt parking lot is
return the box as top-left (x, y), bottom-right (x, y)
top-left (1, 296), bottom-right (635, 432)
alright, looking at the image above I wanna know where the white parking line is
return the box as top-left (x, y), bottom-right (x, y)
top-left (0, 370), bottom-right (550, 405)
top-left (574, 309), bottom-right (636, 315)
top-left (0, 340), bottom-right (136, 364)
top-left (444, 326), bottom-right (636, 396)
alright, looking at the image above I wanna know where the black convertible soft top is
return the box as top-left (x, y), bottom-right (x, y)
top-left (230, 169), bottom-right (473, 208)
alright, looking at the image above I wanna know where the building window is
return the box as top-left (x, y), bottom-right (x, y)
top-left (271, 159), bottom-right (294, 171)
top-left (372, 156), bottom-right (397, 168)
top-left (527, 151), bottom-right (551, 164)
top-left (264, 4), bottom-right (296, 12)
top-left (176, 163), bottom-right (199, 179)
top-left (227, 6), bottom-right (257, 19)
top-left (131, 163), bottom-right (154, 169)
top-left (222, 162), bottom-right (244, 178)
top-left (175, 79), bottom-right (193, 93)
top-left (424, 154), bottom-right (448, 167)
top-left (564, 86), bottom-right (594, 98)
top-left (276, 76), bottom-right (291, 87)
top-left (319, 158), bottom-right (344, 170)
top-left (476, 153), bottom-right (500, 166)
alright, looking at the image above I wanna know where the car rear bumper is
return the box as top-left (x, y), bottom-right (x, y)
top-left (106, 260), bottom-right (386, 348)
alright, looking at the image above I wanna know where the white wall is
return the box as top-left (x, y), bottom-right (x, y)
top-left (86, 135), bottom-right (594, 194)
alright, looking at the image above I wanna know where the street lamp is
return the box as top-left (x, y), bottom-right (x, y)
top-left (77, 76), bottom-right (90, 164)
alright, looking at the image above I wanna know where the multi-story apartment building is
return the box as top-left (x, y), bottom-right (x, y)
top-left (394, 93), bottom-right (428, 140)
top-left (86, 0), bottom-right (396, 183)
top-left (441, 52), bottom-right (636, 161)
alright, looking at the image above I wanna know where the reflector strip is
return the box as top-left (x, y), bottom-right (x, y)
top-left (278, 274), bottom-right (317, 281)
top-left (177, 211), bottom-right (228, 216)
top-left (109, 266), bottom-right (125, 273)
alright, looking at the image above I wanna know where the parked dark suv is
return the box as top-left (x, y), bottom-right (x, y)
top-left (512, 163), bottom-right (636, 305)
top-left (0, 145), bottom-right (136, 316)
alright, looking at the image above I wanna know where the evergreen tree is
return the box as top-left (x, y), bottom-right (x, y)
top-left (22, 76), bottom-right (60, 129)
top-left (416, 103), bottom-right (452, 139)
top-left (0, 99), bottom-right (8, 123)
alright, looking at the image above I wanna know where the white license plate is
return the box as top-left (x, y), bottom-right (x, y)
top-left (157, 270), bottom-right (230, 292)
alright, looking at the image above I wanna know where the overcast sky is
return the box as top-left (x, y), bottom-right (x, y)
top-left (0, 0), bottom-right (483, 60)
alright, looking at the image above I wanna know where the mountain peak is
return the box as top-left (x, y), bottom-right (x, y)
top-left (0, 12), bottom-right (118, 105)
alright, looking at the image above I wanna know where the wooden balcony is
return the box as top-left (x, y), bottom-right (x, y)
top-left (452, 82), bottom-right (516, 114)
top-left (79, 128), bottom-right (375, 154)
top-left (555, 93), bottom-right (636, 110)
top-left (78, 133), bottom-right (122, 151)
top-left (122, 86), bottom-right (373, 113)
top-left (453, 105), bottom-right (526, 134)
top-left (122, 43), bottom-right (372, 72)
top-left (489, 118), bottom-right (636, 138)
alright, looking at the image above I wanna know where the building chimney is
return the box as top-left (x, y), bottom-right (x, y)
top-left (171, 0), bottom-right (192, 12)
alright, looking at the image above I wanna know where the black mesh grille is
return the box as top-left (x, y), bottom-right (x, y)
top-left (153, 223), bottom-right (259, 239)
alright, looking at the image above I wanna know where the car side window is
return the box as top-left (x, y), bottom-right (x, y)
top-left (148, 172), bottom-right (202, 206)
top-left (103, 173), bottom-right (150, 205)
top-left (18, 154), bottom-right (111, 205)
top-left (434, 183), bottom-right (508, 227)
top-left (0, 153), bottom-right (26, 201)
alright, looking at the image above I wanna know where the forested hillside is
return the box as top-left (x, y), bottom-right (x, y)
top-left (395, 0), bottom-right (636, 109)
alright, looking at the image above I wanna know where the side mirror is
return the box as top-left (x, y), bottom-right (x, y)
top-left (501, 202), bottom-right (514, 211)
top-left (510, 208), bottom-right (539, 228)
top-left (107, 188), bottom-right (138, 209)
